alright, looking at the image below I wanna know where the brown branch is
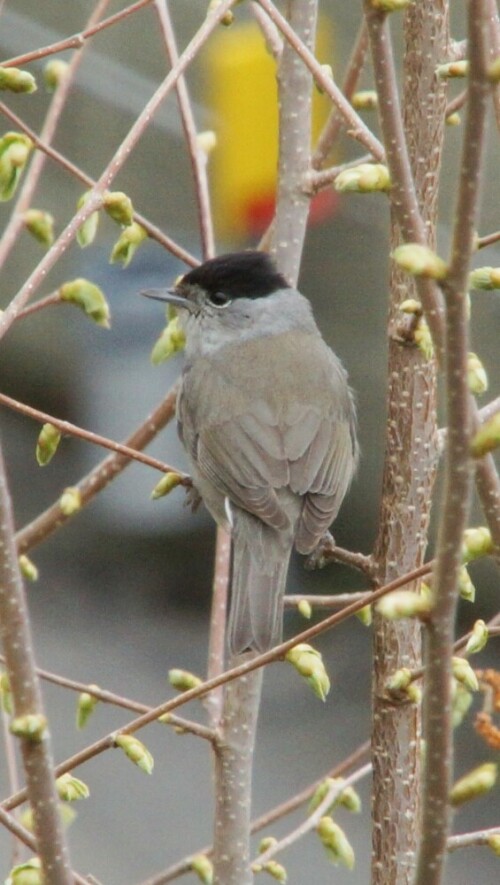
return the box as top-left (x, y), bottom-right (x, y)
top-left (0, 806), bottom-right (90, 885)
top-left (16, 385), bottom-right (179, 554)
top-left (205, 528), bottom-right (231, 728)
top-left (0, 445), bottom-right (73, 883)
top-left (284, 592), bottom-right (371, 609)
top-left (477, 229), bottom-right (500, 249)
top-left (415, 3), bottom-right (491, 883)
top-left (448, 826), bottom-right (500, 852)
top-left (0, 391), bottom-right (185, 479)
top-left (1, 560), bottom-right (432, 814)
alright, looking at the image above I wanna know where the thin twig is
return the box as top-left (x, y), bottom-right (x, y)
top-left (476, 229), bottom-right (500, 249)
top-left (0, 391), bottom-right (186, 479)
top-left (284, 592), bottom-right (371, 609)
top-left (16, 385), bottom-right (179, 554)
top-left (0, 806), bottom-right (90, 885)
top-left (448, 826), bottom-right (500, 851)
top-left (205, 528), bottom-right (231, 729)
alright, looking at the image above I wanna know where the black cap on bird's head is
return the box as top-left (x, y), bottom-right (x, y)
top-left (142, 251), bottom-right (289, 311)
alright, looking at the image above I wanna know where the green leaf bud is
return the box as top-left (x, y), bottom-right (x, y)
top-left (0, 132), bottom-right (34, 201)
top-left (351, 90), bottom-right (378, 110)
top-left (414, 318), bottom-right (434, 360)
top-left (467, 352), bottom-right (488, 395)
top-left (450, 762), bottom-right (497, 807)
top-left (56, 772), bottom-right (90, 801)
top-left (20, 803), bottom-right (76, 834)
top-left (445, 112), bottom-right (461, 126)
top-left (76, 687), bottom-right (100, 729)
top-left (207, 0), bottom-right (234, 25)
top-left (452, 657), bottom-right (479, 692)
top-left (19, 554), bottom-right (39, 582)
top-left (24, 209), bottom-right (55, 247)
top-left (399, 298), bottom-right (422, 315)
top-left (261, 861), bottom-right (287, 882)
top-left (150, 316), bottom-right (186, 364)
top-left (168, 668), bottom-right (203, 691)
top-left (76, 191), bottom-right (100, 248)
top-left (0, 66), bottom-right (37, 93)
top-left (487, 835), bottom-right (500, 856)
top-left (471, 413), bottom-right (500, 458)
top-left (297, 598), bottom-right (312, 619)
top-left (196, 131), bottom-right (217, 156)
top-left (109, 221), bottom-right (147, 267)
top-left (392, 243), bottom-right (448, 280)
top-left (115, 734), bottom-right (154, 774)
top-left (462, 527), bottom-right (493, 562)
top-left (59, 278), bottom-right (110, 328)
top-left (376, 590), bottom-right (431, 620)
top-left (285, 643), bottom-right (331, 701)
top-left (309, 777), bottom-right (361, 815)
top-left (335, 163), bottom-right (391, 193)
top-left (6, 857), bottom-right (42, 885)
top-left (10, 713), bottom-right (48, 742)
top-left (451, 680), bottom-right (473, 729)
top-left (59, 486), bottom-right (82, 516)
top-left (191, 855), bottom-right (214, 884)
top-left (258, 837), bottom-right (279, 854)
top-left (465, 619), bottom-right (489, 655)
top-left (151, 472), bottom-right (183, 500)
top-left (317, 817), bottom-right (355, 869)
top-left (355, 603), bottom-right (372, 626)
top-left (437, 60), bottom-right (469, 79)
top-left (43, 59), bottom-right (69, 91)
top-left (36, 422), bottom-right (61, 466)
top-left (0, 671), bottom-right (13, 714)
top-left (103, 191), bottom-right (134, 226)
top-left (458, 566), bottom-right (475, 602)
top-left (488, 57), bottom-right (500, 83)
top-left (469, 266), bottom-right (500, 290)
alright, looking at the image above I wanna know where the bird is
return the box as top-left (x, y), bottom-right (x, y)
top-left (143, 251), bottom-right (357, 656)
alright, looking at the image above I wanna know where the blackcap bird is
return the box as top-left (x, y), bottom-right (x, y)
top-left (144, 251), bottom-right (357, 655)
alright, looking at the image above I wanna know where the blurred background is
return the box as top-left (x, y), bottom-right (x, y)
top-left (0, 1), bottom-right (499, 882)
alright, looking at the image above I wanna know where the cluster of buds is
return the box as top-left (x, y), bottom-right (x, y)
top-left (252, 838), bottom-right (287, 882)
top-left (309, 777), bottom-right (362, 815)
top-left (0, 66), bottom-right (36, 93)
top-left (115, 734), bottom-right (154, 775)
top-left (0, 132), bottom-right (33, 201)
top-left (385, 668), bottom-right (421, 704)
top-left (399, 298), bottom-right (434, 359)
top-left (59, 278), bottom-right (110, 328)
top-left (36, 423), bottom-right (61, 466)
top-left (335, 163), bottom-right (391, 194)
top-left (285, 643), bottom-right (330, 701)
top-left (56, 772), bottom-right (90, 802)
top-left (10, 713), bottom-right (48, 742)
top-left (317, 816), bottom-right (355, 869)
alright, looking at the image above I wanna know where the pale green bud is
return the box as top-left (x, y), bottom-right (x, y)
top-left (414, 318), bottom-right (434, 360)
top-left (488, 57), bottom-right (500, 83)
top-left (399, 298), bottom-right (422, 315)
top-left (196, 131), bottom-right (217, 155)
top-left (385, 667), bottom-right (411, 694)
top-left (451, 679), bottom-right (473, 728)
top-left (24, 209), bottom-right (55, 247)
top-left (110, 221), bottom-right (147, 267)
top-left (406, 683), bottom-right (422, 704)
top-left (465, 619), bottom-right (489, 655)
top-left (76, 191), bottom-right (100, 248)
top-left (487, 835), bottom-right (500, 856)
top-left (469, 266), bottom-right (500, 290)
top-left (450, 762), bottom-right (497, 807)
top-left (19, 554), bottom-right (39, 582)
top-left (115, 734), bottom-right (154, 774)
top-left (458, 566), bottom-right (475, 602)
top-left (355, 604), bottom-right (372, 626)
top-left (151, 471), bottom-right (183, 500)
top-left (392, 243), bottom-right (448, 280)
top-left (207, 0), bottom-right (234, 25)
top-left (20, 803), bottom-right (76, 833)
top-left (258, 837), bottom-right (279, 853)
top-left (103, 191), bottom-right (134, 226)
top-left (467, 352), bottom-right (488, 395)
top-left (169, 668), bottom-right (203, 691)
top-left (0, 132), bottom-right (33, 201)
top-left (297, 598), bottom-right (312, 619)
top-left (43, 59), bottom-right (69, 91)
top-left (335, 163), bottom-right (391, 193)
top-left (36, 422), bottom-right (61, 466)
top-left (56, 772), bottom-right (90, 801)
top-left (0, 66), bottom-right (37, 93)
top-left (471, 413), bottom-right (500, 458)
top-left (76, 687), bottom-right (100, 729)
top-left (285, 643), bottom-right (330, 701)
top-left (376, 590), bottom-right (431, 620)
top-left (59, 278), bottom-right (110, 328)
top-left (150, 316), bottom-right (186, 364)
top-left (462, 527), bottom-right (493, 562)
top-left (351, 90), bottom-right (378, 110)
top-left (309, 777), bottom-right (361, 814)
top-left (10, 713), bottom-right (48, 742)
top-left (261, 861), bottom-right (287, 882)
top-left (0, 671), bottom-right (12, 714)
top-left (452, 656), bottom-right (479, 692)
top-left (437, 60), bottom-right (469, 79)
top-left (445, 112), bottom-right (461, 126)
top-left (191, 855), bottom-right (214, 884)
top-left (317, 816), bottom-right (355, 869)
top-left (59, 486), bottom-right (82, 516)
top-left (6, 857), bottom-right (42, 885)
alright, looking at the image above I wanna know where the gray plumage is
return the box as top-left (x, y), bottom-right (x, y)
top-left (144, 252), bottom-right (357, 655)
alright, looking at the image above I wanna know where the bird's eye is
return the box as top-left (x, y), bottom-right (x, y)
top-left (208, 291), bottom-right (232, 309)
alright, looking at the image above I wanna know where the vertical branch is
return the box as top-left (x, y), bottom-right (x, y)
top-left (415, 3), bottom-right (490, 883)
top-left (205, 527), bottom-right (231, 728)
top-left (0, 444), bottom-right (72, 884)
top-left (273, 0), bottom-right (318, 284)
top-left (363, 3), bottom-right (449, 883)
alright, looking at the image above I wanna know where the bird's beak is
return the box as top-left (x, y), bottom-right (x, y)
top-left (141, 287), bottom-right (195, 312)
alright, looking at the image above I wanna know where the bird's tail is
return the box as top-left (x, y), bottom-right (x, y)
top-left (228, 514), bottom-right (292, 656)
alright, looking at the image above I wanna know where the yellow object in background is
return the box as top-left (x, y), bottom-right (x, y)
top-left (203, 18), bottom-right (335, 241)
